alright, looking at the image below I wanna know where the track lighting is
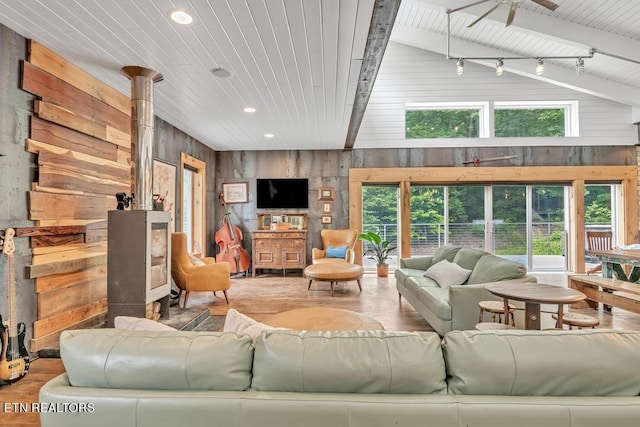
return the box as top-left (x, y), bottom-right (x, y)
top-left (456, 59), bottom-right (464, 76)
top-left (536, 58), bottom-right (544, 75)
top-left (496, 59), bottom-right (504, 76)
top-left (576, 58), bottom-right (585, 75)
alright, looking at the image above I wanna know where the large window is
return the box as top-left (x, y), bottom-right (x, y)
top-left (405, 101), bottom-right (578, 140)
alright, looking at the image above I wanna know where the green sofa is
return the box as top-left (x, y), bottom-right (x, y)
top-left (396, 245), bottom-right (537, 335)
top-left (40, 328), bottom-right (640, 427)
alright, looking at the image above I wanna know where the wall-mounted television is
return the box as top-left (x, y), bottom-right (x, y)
top-left (256, 178), bottom-right (309, 209)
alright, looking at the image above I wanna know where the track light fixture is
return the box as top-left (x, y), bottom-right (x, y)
top-left (456, 58), bottom-right (464, 76)
top-left (495, 59), bottom-right (504, 76)
top-left (446, 8), bottom-right (594, 78)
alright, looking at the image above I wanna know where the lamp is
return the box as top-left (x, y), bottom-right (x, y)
top-left (536, 58), bottom-right (544, 75)
top-left (456, 58), bottom-right (464, 76)
top-left (495, 59), bottom-right (504, 76)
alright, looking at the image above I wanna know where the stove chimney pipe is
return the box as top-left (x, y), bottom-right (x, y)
top-left (121, 66), bottom-right (163, 210)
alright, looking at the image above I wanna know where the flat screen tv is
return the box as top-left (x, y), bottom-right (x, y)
top-left (256, 178), bottom-right (309, 209)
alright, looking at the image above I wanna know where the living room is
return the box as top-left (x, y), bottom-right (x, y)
top-left (2, 1), bottom-right (640, 426)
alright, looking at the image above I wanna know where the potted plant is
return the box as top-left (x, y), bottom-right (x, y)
top-left (358, 231), bottom-right (396, 277)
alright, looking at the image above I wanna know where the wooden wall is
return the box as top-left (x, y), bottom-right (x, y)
top-left (20, 41), bottom-right (131, 352)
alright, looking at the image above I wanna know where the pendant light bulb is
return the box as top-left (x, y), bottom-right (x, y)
top-left (496, 59), bottom-right (504, 76)
top-left (456, 59), bottom-right (464, 76)
top-left (536, 58), bottom-right (544, 76)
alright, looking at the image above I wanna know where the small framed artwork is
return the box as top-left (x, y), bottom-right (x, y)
top-left (318, 187), bottom-right (335, 201)
top-left (222, 182), bottom-right (249, 204)
top-left (322, 202), bottom-right (332, 214)
top-left (321, 215), bottom-right (332, 224)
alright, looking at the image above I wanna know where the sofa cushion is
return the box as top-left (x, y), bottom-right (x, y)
top-left (403, 276), bottom-right (439, 298)
top-left (444, 330), bottom-right (640, 396)
top-left (60, 329), bottom-right (254, 391)
top-left (114, 316), bottom-right (177, 331)
top-left (223, 308), bottom-right (290, 342)
top-left (467, 253), bottom-right (526, 285)
top-left (252, 330), bottom-right (447, 394)
top-left (416, 287), bottom-right (452, 320)
top-left (394, 268), bottom-right (427, 288)
top-left (451, 247), bottom-right (487, 271)
top-left (432, 245), bottom-right (462, 264)
top-left (423, 260), bottom-right (472, 288)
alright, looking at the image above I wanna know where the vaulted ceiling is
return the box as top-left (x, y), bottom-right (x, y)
top-left (1, 0), bottom-right (639, 151)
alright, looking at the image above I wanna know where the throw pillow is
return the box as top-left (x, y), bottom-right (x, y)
top-left (114, 316), bottom-right (177, 331)
top-left (223, 308), bottom-right (289, 342)
top-left (423, 260), bottom-right (472, 288)
top-left (326, 245), bottom-right (348, 258)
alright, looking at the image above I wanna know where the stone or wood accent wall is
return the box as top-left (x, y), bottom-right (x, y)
top-left (0, 23), bottom-right (216, 355)
top-left (216, 146), bottom-right (638, 262)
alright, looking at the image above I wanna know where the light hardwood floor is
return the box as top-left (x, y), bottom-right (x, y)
top-left (4, 270), bottom-right (640, 426)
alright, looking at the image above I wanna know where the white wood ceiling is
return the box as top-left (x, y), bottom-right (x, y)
top-left (0, 0), bottom-right (375, 151)
top-left (1, 0), bottom-right (640, 151)
top-left (393, 0), bottom-right (640, 118)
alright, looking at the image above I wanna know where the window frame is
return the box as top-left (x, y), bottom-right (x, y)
top-left (493, 100), bottom-right (579, 137)
top-left (405, 102), bottom-right (490, 139)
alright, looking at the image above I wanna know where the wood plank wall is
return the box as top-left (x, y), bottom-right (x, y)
top-left (20, 40), bottom-right (131, 352)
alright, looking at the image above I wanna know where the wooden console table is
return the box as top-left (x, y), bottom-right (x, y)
top-left (252, 230), bottom-right (307, 277)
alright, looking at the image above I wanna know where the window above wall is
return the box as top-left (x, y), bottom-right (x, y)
top-left (404, 100), bottom-right (579, 141)
top-left (494, 101), bottom-right (579, 137)
top-left (405, 102), bottom-right (489, 139)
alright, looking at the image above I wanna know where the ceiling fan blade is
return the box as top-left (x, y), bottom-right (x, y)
top-left (530, 0), bottom-right (559, 11)
top-left (448, 0), bottom-right (493, 14)
top-left (468, 3), bottom-right (503, 28)
top-left (506, 1), bottom-right (518, 26)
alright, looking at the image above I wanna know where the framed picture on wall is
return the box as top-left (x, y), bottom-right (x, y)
top-left (321, 215), bottom-right (332, 224)
top-left (318, 187), bottom-right (335, 201)
top-left (322, 202), bottom-right (332, 214)
top-left (222, 182), bottom-right (249, 203)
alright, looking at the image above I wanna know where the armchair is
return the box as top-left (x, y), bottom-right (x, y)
top-left (312, 229), bottom-right (358, 264)
top-left (171, 233), bottom-right (231, 308)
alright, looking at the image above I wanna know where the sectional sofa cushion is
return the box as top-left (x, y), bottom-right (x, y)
top-left (467, 253), bottom-right (527, 284)
top-left (432, 245), bottom-right (462, 264)
top-left (252, 330), bottom-right (447, 394)
top-left (114, 316), bottom-right (177, 331)
top-left (60, 329), bottom-right (254, 391)
top-left (423, 260), bottom-right (472, 288)
top-left (444, 330), bottom-right (640, 396)
top-left (451, 247), bottom-right (488, 271)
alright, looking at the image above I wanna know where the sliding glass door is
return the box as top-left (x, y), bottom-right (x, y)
top-left (362, 185), bottom-right (399, 270)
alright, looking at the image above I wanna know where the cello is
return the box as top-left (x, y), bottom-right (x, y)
top-left (215, 192), bottom-right (250, 275)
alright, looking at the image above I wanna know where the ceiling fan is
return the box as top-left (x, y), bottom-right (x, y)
top-left (451, 0), bottom-right (559, 28)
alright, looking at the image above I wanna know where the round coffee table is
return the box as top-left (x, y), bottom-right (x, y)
top-left (486, 283), bottom-right (586, 330)
top-left (305, 263), bottom-right (364, 296)
top-left (264, 307), bottom-right (384, 331)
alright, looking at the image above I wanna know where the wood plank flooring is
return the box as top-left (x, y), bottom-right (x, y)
top-left (5, 270), bottom-right (640, 427)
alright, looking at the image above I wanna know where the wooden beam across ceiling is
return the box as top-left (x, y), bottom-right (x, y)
top-left (344, 0), bottom-right (401, 150)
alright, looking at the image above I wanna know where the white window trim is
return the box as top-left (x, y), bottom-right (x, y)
top-left (493, 100), bottom-right (579, 137)
top-left (405, 102), bottom-right (490, 138)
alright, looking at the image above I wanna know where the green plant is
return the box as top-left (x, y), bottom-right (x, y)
top-left (358, 231), bottom-right (396, 266)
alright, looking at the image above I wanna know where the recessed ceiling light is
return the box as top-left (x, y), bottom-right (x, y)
top-left (243, 107), bottom-right (256, 113)
top-left (263, 133), bottom-right (274, 138)
top-left (210, 67), bottom-right (232, 78)
top-left (169, 9), bottom-right (193, 25)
